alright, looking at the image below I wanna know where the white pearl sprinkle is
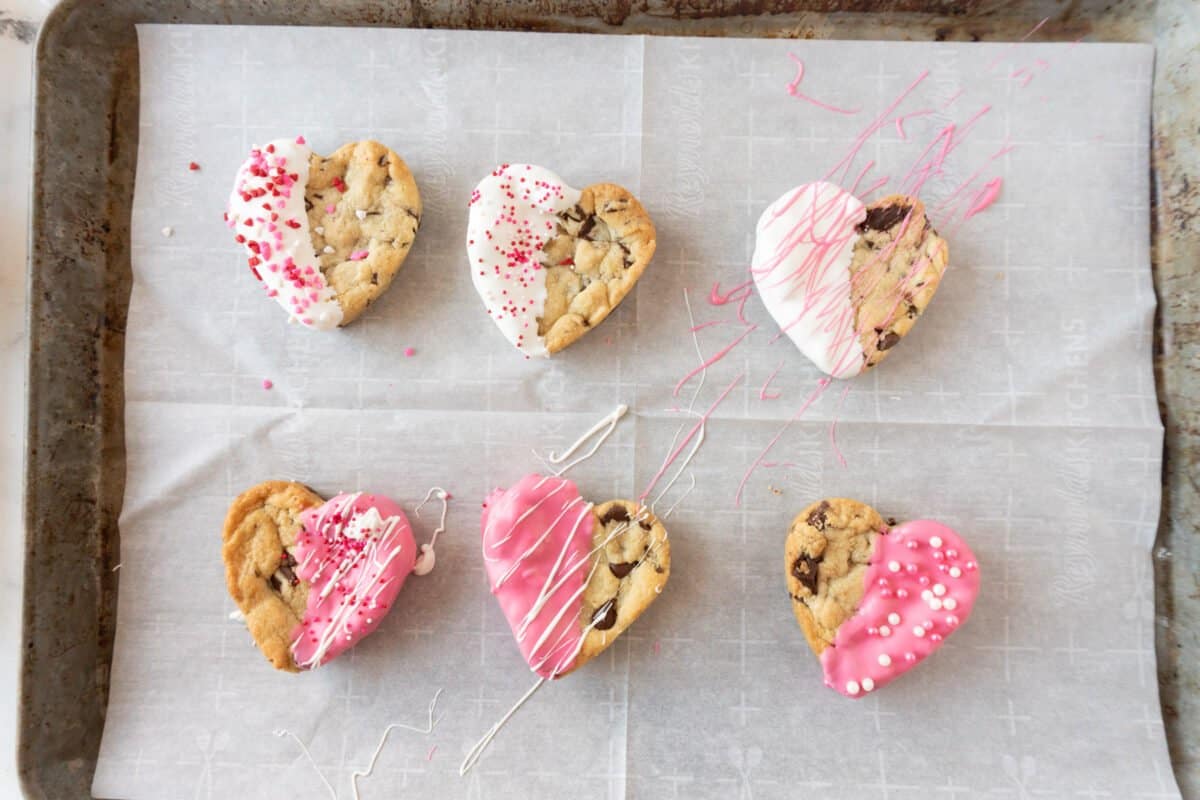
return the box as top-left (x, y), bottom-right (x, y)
top-left (878, 654), bottom-right (892, 666)
top-left (367, 618), bottom-right (373, 623)
top-left (879, 625), bottom-right (892, 637)
top-left (356, 209), bottom-right (368, 220)
top-left (943, 598), bottom-right (958, 611)
top-left (846, 680), bottom-right (860, 695)
top-left (887, 613), bottom-right (901, 625)
top-left (913, 626), bottom-right (926, 637)
top-left (929, 536), bottom-right (943, 548)
top-left (861, 678), bottom-right (875, 692)
top-left (949, 566), bottom-right (963, 578)
top-left (161, 226), bottom-right (173, 237)
top-left (933, 583), bottom-right (947, 596)
top-left (887, 561), bottom-right (901, 573)
top-left (315, 225), bottom-right (325, 234)
top-left (929, 598), bottom-right (943, 611)
top-left (921, 589), bottom-right (933, 600)
top-left (323, 245), bottom-right (335, 254)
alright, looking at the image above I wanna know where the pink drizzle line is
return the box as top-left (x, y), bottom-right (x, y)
top-left (785, 54), bottom-right (861, 115)
top-left (673, 325), bottom-right (757, 397)
top-left (759, 362), bottom-right (784, 400)
top-left (735, 376), bottom-right (831, 507)
top-left (640, 373), bottom-right (744, 503)
top-left (829, 382), bottom-right (851, 468)
top-left (962, 178), bottom-right (1004, 221)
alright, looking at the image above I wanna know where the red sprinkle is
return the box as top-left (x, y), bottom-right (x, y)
top-left (188, 161), bottom-right (200, 171)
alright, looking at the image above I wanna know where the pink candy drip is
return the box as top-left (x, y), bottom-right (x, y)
top-left (821, 520), bottom-right (980, 698)
top-left (291, 493), bottom-right (417, 669)
top-left (481, 474), bottom-right (594, 678)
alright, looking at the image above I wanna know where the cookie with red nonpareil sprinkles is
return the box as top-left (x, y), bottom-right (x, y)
top-left (466, 164), bottom-right (656, 357)
top-left (785, 498), bottom-right (980, 698)
top-left (226, 137), bottom-right (421, 330)
top-left (222, 481), bottom-right (421, 672)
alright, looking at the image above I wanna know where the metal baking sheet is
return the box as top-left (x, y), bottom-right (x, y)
top-left (21, 1), bottom-right (1198, 798)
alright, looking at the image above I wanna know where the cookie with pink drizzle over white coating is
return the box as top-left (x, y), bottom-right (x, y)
top-left (466, 164), bottom-right (656, 357)
top-left (222, 481), bottom-right (421, 672)
top-left (785, 498), bottom-right (980, 697)
top-left (481, 474), bottom-right (669, 678)
top-left (226, 137), bottom-right (420, 330)
top-left (751, 182), bottom-right (948, 378)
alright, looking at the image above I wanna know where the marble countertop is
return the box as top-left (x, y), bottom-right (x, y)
top-left (2, 3), bottom-right (48, 799)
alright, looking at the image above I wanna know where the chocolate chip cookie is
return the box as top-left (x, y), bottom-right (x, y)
top-left (850, 194), bottom-right (949, 371)
top-left (569, 499), bottom-right (670, 674)
top-left (221, 480), bottom-right (323, 672)
top-left (784, 498), bottom-right (886, 654)
top-left (306, 140), bottom-right (422, 325)
top-left (538, 183), bottom-right (657, 354)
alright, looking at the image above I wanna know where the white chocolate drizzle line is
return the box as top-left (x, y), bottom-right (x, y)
top-left (459, 677), bottom-right (546, 776)
top-left (463, 508), bottom-right (667, 775)
top-left (291, 492), bottom-right (410, 669)
top-left (351, 688), bottom-right (444, 800)
top-left (413, 487), bottom-right (450, 577)
top-left (533, 404), bottom-right (629, 476)
top-left (648, 289), bottom-right (709, 513)
top-left (275, 688), bottom-right (443, 800)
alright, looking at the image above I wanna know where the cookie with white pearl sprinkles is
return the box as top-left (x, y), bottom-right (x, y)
top-left (481, 475), bottom-right (670, 678)
top-left (222, 482), bottom-right (426, 672)
top-left (751, 183), bottom-right (948, 378)
top-left (226, 137), bottom-right (421, 330)
top-left (466, 164), bottom-right (657, 357)
top-left (784, 498), bottom-right (980, 697)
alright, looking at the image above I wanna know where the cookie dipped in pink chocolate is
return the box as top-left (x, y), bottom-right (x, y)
top-left (291, 492), bottom-right (418, 669)
top-left (821, 520), bottom-right (980, 697)
top-left (481, 474), bottom-right (594, 678)
top-left (481, 473), bottom-right (672, 680)
top-left (785, 498), bottom-right (979, 698)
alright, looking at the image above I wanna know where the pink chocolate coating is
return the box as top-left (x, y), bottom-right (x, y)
top-left (821, 519), bottom-right (980, 698)
top-left (481, 474), bottom-right (594, 678)
top-left (291, 492), bottom-right (417, 669)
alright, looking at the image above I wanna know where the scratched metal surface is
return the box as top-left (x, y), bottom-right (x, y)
top-left (21, 1), bottom-right (1197, 798)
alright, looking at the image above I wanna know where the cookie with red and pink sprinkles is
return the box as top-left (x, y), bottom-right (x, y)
top-left (226, 137), bottom-right (421, 331)
top-left (785, 498), bottom-right (980, 697)
top-left (467, 164), bottom-right (656, 357)
top-left (222, 481), bottom-right (422, 672)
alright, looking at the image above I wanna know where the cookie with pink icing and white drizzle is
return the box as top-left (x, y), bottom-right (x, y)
top-left (752, 182), bottom-right (948, 378)
top-left (222, 481), bottom-right (426, 672)
top-left (481, 474), bottom-right (669, 678)
top-left (785, 498), bottom-right (980, 697)
top-left (466, 164), bottom-right (656, 357)
top-left (226, 137), bottom-right (421, 330)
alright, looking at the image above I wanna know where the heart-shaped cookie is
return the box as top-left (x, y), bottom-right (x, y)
top-left (222, 482), bottom-right (419, 671)
top-left (226, 137), bottom-right (421, 330)
top-left (751, 182), bottom-right (948, 378)
top-left (480, 474), bottom-right (670, 677)
top-left (466, 164), bottom-right (656, 357)
top-left (785, 498), bottom-right (979, 697)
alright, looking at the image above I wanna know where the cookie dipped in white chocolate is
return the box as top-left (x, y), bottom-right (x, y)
top-left (226, 137), bottom-right (343, 330)
top-left (751, 181), bottom-right (867, 378)
top-left (466, 164), bottom-right (582, 358)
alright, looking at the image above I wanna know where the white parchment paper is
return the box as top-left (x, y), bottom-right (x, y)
top-left (93, 25), bottom-right (1174, 799)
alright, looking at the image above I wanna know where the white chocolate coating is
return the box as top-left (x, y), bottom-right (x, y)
top-left (466, 164), bottom-right (581, 357)
top-left (226, 137), bottom-right (343, 330)
top-left (751, 181), bottom-right (867, 378)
